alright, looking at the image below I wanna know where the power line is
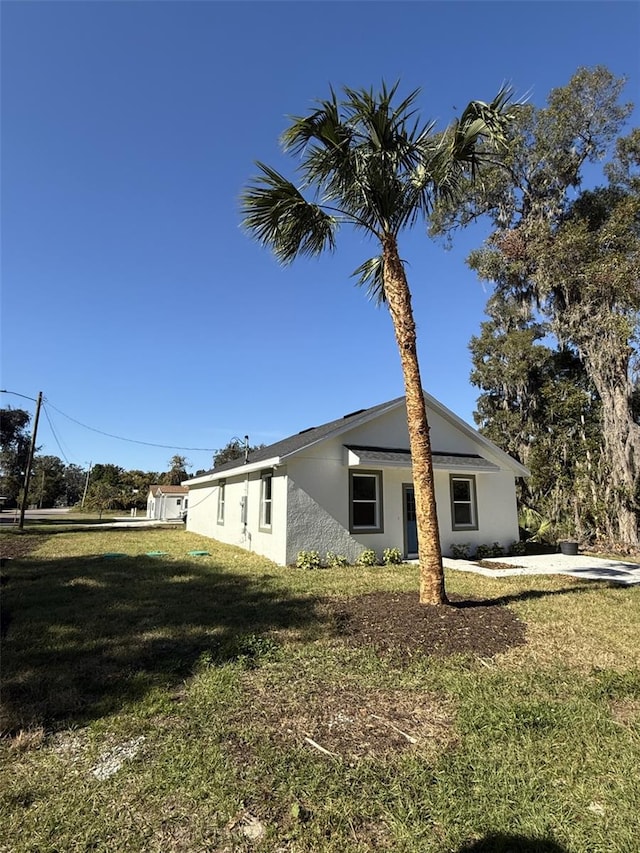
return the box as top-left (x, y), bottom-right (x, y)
top-left (43, 398), bottom-right (218, 452)
top-left (0, 389), bottom-right (38, 403)
top-left (42, 404), bottom-right (71, 464)
top-left (3, 389), bottom-right (220, 455)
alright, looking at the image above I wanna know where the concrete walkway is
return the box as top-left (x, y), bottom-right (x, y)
top-left (443, 554), bottom-right (640, 586)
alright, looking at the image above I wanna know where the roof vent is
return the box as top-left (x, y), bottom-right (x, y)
top-left (298, 426), bottom-right (316, 434)
top-left (343, 408), bottom-right (365, 419)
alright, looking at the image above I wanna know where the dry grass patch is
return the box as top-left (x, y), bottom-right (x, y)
top-left (6, 727), bottom-right (46, 753)
top-left (234, 671), bottom-right (456, 763)
top-left (609, 698), bottom-right (640, 728)
top-left (445, 569), bottom-right (640, 672)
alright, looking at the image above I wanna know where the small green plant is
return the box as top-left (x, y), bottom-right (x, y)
top-left (474, 543), bottom-right (493, 560)
top-left (382, 547), bottom-right (403, 565)
top-left (325, 551), bottom-right (349, 568)
top-left (226, 633), bottom-right (281, 669)
top-left (296, 550), bottom-right (321, 570)
top-left (451, 543), bottom-right (470, 560)
top-left (475, 542), bottom-right (506, 560)
top-left (356, 548), bottom-right (378, 567)
top-left (509, 539), bottom-right (526, 556)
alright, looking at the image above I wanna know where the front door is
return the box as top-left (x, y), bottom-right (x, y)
top-left (403, 484), bottom-right (418, 558)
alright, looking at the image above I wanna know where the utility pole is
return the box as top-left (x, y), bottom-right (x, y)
top-left (18, 391), bottom-right (43, 530)
top-left (81, 462), bottom-right (92, 508)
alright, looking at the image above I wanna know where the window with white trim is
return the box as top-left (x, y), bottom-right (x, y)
top-left (450, 475), bottom-right (478, 530)
top-left (259, 471), bottom-right (273, 531)
top-left (349, 470), bottom-right (383, 532)
top-left (217, 480), bottom-right (226, 524)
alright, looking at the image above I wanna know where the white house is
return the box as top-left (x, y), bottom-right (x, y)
top-left (183, 393), bottom-right (529, 565)
top-left (146, 485), bottom-right (188, 521)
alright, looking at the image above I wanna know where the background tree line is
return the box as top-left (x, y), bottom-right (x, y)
top-left (433, 66), bottom-right (640, 547)
top-left (0, 410), bottom-right (195, 513)
top-left (1, 411), bottom-right (264, 516)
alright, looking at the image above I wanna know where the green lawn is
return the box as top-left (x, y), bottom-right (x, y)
top-left (1, 527), bottom-right (639, 852)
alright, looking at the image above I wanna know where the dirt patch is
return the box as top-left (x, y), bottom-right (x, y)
top-left (236, 676), bottom-right (456, 763)
top-left (330, 591), bottom-right (526, 661)
top-left (0, 533), bottom-right (40, 561)
top-left (229, 589), bottom-right (526, 763)
top-left (610, 698), bottom-right (640, 728)
top-left (474, 560), bottom-right (521, 571)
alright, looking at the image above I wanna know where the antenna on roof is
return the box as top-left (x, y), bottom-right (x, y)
top-left (244, 435), bottom-right (249, 464)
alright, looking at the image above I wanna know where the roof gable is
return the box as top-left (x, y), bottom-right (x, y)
top-left (149, 484), bottom-right (188, 496)
top-left (184, 393), bottom-right (529, 485)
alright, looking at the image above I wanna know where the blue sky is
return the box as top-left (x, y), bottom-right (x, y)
top-left (2, 0), bottom-right (639, 476)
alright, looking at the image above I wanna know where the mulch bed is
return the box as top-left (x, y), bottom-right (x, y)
top-left (0, 534), bottom-right (526, 660)
top-left (0, 533), bottom-right (39, 561)
top-left (331, 591), bottom-right (526, 660)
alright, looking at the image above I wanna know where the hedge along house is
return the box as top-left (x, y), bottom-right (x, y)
top-left (183, 393), bottom-right (529, 565)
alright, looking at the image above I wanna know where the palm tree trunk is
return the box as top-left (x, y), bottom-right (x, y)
top-left (382, 235), bottom-right (447, 606)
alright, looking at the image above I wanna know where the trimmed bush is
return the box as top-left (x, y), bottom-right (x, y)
top-left (451, 543), bottom-right (470, 560)
top-left (325, 551), bottom-right (349, 568)
top-left (356, 548), bottom-right (378, 567)
top-left (296, 550), bottom-right (321, 570)
top-left (382, 547), bottom-right (403, 565)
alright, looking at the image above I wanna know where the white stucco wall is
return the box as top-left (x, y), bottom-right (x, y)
top-left (146, 493), bottom-right (186, 520)
top-left (186, 400), bottom-right (522, 565)
top-left (185, 470), bottom-right (287, 564)
top-left (436, 469), bottom-right (520, 555)
top-left (283, 407), bottom-right (520, 563)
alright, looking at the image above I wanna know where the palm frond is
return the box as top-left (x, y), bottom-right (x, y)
top-left (351, 255), bottom-right (386, 304)
top-left (242, 82), bottom-right (520, 262)
top-left (281, 87), bottom-right (352, 156)
top-left (240, 163), bottom-right (337, 263)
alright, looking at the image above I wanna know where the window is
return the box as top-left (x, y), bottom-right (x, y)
top-left (349, 471), bottom-right (383, 532)
top-left (217, 480), bottom-right (226, 524)
top-left (450, 475), bottom-right (478, 530)
top-left (260, 471), bottom-right (273, 531)
top-left (176, 498), bottom-right (182, 507)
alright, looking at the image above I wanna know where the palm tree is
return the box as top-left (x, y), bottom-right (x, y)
top-left (241, 82), bottom-right (516, 605)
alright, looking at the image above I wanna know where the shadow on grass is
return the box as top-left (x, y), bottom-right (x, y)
top-left (1, 550), bottom-right (328, 734)
top-left (453, 583), bottom-right (597, 608)
top-left (458, 835), bottom-right (567, 852)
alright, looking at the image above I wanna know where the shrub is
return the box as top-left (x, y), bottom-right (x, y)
top-left (356, 548), bottom-right (378, 567)
top-left (451, 543), bottom-right (470, 560)
top-left (509, 539), bottom-right (526, 556)
top-left (475, 543), bottom-right (494, 560)
top-left (325, 551), bottom-right (349, 568)
top-left (475, 542), bottom-right (506, 560)
top-left (296, 550), bottom-right (321, 570)
top-left (382, 547), bottom-right (403, 565)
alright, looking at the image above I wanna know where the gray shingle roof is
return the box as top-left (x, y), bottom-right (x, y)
top-left (202, 396), bottom-right (405, 477)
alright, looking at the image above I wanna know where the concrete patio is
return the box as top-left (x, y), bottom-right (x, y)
top-left (443, 553), bottom-right (640, 586)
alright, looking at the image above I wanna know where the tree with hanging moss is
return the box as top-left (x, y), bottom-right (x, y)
top-left (433, 66), bottom-right (640, 546)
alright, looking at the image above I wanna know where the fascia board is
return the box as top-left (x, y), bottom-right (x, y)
top-left (183, 457), bottom-right (281, 486)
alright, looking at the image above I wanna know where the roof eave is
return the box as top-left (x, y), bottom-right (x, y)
top-left (278, 398), bottom-right (406, 462)
top-left (183, 456), bottom-right (282, 486)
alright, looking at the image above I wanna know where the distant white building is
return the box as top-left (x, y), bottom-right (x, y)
top-left (146, 485), bottom-right (188, 521)
top-left (183, 393), bottom-right (528, 565)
